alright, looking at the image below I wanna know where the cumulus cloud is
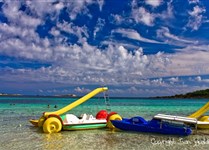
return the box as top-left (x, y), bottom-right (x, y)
top-left (110, 14), bottom-right (125, 25)
top-left (195, 76), bottom-right (209, 83)
top-left (195, 76), bottom-right (202, 81)
top-left (151, 78), bottom-right (164, 85)
top-left (0, 42), bottom-right (166, 85)
top-left (145, 0), bottom-right (162, 7)
top-left (131, 4), bottom-right (155, 26)
top-left (168, 77), bottom-right (179, 83)
top-left (74, 87), bottom-right (91, 93)
top-left (5, 10), bottom-right (41, 28)
top-left (186, 4), bottom-right (206, 30)
top-left (131, 1), bottom-right (174, 27)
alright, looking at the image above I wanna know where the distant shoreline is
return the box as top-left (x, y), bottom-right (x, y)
top-left (0, 95), bottom-right (208, 99)
top-left (1, 88), bottom-right (209, 99)
top-left (0, 95), bottom-right (146, 99)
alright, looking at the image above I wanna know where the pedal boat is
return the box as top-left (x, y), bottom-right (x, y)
top-left (29, 87), bottom-right (122, 133)
top-left (111, 116), bottom-right (192, 136)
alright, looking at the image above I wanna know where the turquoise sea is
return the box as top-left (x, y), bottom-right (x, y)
top-left (1, 96), bottom-right (209, 150)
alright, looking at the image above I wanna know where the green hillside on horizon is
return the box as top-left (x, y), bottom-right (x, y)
top-left (157, 89), bottom-right (209, 99)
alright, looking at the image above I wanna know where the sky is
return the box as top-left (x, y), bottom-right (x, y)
top-left (1, 0), bottom-right (209, 97)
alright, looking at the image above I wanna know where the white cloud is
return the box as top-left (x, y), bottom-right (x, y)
top-left (157, 27), bottom-right (195, 44)
top-left (101, 39), bottom-right (139, 50)
top-left (63, 0), bottom-right (105, 20)
top-left (66, 1), bottom-right (92, 20)
top-left (54, 2), bottom-right (64, 10)
top-left (56, 21), bottom-right (89, 41)
top-left (25, 1), bottom-right (62, 19)
top-left (1, 1), bottom-right (208, 83)
top-left (145, 0), bottom-right (162, 7)
top-left (195, 76), bottom-right (202, 81)
top-left (164, 51), bottom-right (209, 77)
top-left (97, 0), bottom-right (104, 11)
top-left (189, 5), bottom-right (205, 16)
top-left (2, 2), bottom-right (42, 28)
top-left (93, 18), bottom-right (105, 39)
top-left (201, 79), bottom-right (209, 83)
top-left (0, 42), bottom-right (153, 84)
top-left (195, 76), bottom-right (209, 83)
top-left (112, 28), bottom-right (161, 44)
top-left (131, 1), bottom-right (173, 27)
top-left (188, 0), bottom-right (199, 4)
top-left (157, 1), bottom-right (174, 20)
top-left (168, 77), bottom-right (179, 83)
top-left (151, 78), bottom-right (164, 85)
top-left (0, 23), bottom-right (40, 43)
top-left (186, 5), bottom-right (206, 30)
top-left (50, 28), bottom-right (60, 36)
top-left (74, 87), bottom-right (91, 93)
top-left (110, 14), bottom-right (125, 25)
top-left (7, 0), bottom-right (101, 22)
top-left (0, 21), bottom-right (54, 60)
top-left (175, 44), bottom-right (209, 54)
top-left (131, 6), bottom-right (155, 26)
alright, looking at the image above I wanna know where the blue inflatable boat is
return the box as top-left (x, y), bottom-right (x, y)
top-left (111, 116), bottom-right (192, 136)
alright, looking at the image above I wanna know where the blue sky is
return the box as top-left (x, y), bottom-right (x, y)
top-left (1, 0), bottom-right (209, 97)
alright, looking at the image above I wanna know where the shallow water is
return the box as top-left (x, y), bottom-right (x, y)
top-left (1, 97), bottom-right (209, 150)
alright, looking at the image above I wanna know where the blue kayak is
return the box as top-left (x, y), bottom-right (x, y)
top-left (111, 116), bottom-right (192, 136)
